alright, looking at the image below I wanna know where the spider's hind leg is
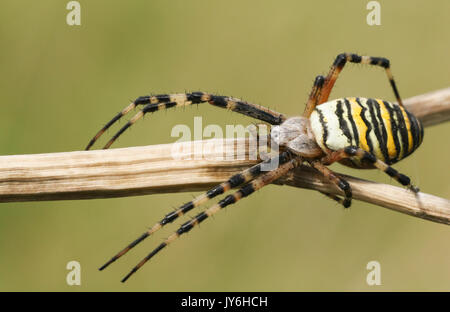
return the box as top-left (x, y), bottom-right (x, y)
top-left (121, 153), bottom-right (301, 282)
top-left (322, 146), bottom-right (419, 193)
top-left (319, 191), bottom-right (350, 208)
top-left (309, 160), bottom-right (352, 208)
top-left (99, 151), bottom-right (292, 271)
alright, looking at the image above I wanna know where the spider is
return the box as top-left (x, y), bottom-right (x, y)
top-left (86, 53), bottom-right (423, 282)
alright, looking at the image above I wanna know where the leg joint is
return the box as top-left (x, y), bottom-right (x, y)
top-left (314, 75), bottom-right (325, 87)
top-left (338, 179), bottom-right (351, 192)
top-left (344, 146), bottom-right (358, 156)
top-left (370, 57), bottom-right (390, 68)
top-left (334, 53), bottom-right (347, 68)
top-left (134, 96), bottom-right (150, 105)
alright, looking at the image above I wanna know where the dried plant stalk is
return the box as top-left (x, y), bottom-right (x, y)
top-left (0, 88), bottom-right (449, 225)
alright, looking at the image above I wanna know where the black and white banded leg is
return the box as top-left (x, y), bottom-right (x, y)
top-left (322, 146), bottom-right (419, 192)
top-left (86, 92), bottom-right (286, 150)
top-left (308, 160), bottom-right (353, 208)
top-left (99, 151), bottom-right (292, 271)
top-left (120, 154), bottom-right (301, 282)
top-left (302, 53), bottom-right (405, 116)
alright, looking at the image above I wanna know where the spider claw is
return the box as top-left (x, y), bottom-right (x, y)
top-left (121, 268), bottom-right (137, 283)
top-left (99, 258), bottom-right (116, 271)
top-left (410, 185), bottom-right (420, 193)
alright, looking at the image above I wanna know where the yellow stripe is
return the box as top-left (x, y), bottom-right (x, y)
top-left (399, 105), bottom-right (413, 154)
top-left (376, 99), bottom-right (397, 160)
top-left (348, 98), bottom-right (369, 152)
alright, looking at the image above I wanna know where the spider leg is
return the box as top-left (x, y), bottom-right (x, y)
top-left (85, 102), bottom-right (136, 150)
top-left (308, 160), bottom-right (352, 208)
top-left (301, 53), bottom-right (404, 118)
top-left (318, 191), bottom-right (348, 206)
top-left (86, 92), bottom-right (286, 150)
top-left (302, 75), bottom-right (325, 117)
top-left (98, 151), bottom-right (292, 271)
top-left (120, 154), bottom-right (301, 282)
top-left (322, 146), bottom-right (419, 192)
top-left (102, 101), bottom-right (182, 149)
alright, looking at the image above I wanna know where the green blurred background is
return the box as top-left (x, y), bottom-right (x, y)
top-left (0, 0), bottom-right (449, 291)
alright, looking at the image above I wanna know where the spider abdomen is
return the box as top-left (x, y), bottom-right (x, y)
top-left (309, 97), bottom-right (423, 166)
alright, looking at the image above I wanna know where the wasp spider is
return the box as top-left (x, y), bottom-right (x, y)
top-left (86, 53), bottom-right (423, 282)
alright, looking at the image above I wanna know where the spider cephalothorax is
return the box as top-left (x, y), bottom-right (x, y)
top-left (86, 53), bottom-right (423, 282)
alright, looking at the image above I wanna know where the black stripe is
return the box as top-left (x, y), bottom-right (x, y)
top-left (335, 100), bottom-right (352, 145)
top-left (134, 96), bottom-right (150, 105)
top-left (128, 233), bottom-right (150, 248)
top-left (110, 121), bottom-right (132, 141)
top-left (417, 116), bottom-right (424, 145)
top-left (397, 174), bottom-right (410, 186)
top-left (316, 108), bottom-right (329, 149)
top-left (333, 53), bottom-right (347, 68)
top-left (355, 98), bottom-right (374, 155)
top-left (206, 185), bottom-right (225, 198)
top-left (374, 100), bottom-right (390, 163)
top-left (370, 57), bottom-right (390, 68)
top-left (155, 94), bottom-right (170, 102)
top-left (229, 174), bottom-right (245, 188)
top-left (384, 101), bottom-right (401, 162)
top-left (249, 164), bottom-right (262, 176)
top-left (392, 103), bottom-right (409, 160)
top-left (161, 202), bottom-right (194, 225)
top-left (240, 184), bottom-right (256, 197)
top-left (233, 101), bottom-right (283, 125)
top-left (147, 243), bottom-right (166, 260)
top-left (362, 151), bottom-right (377, 163)
top-left (349, 54), bottom-right (362, 63)
top-left (314, 75), bottom-right (325, 87)
top-left (344, 99), bottom-right (359, 146)
top-left (406, 110), bottom-right (420, 152)
top-left (278, 152), bottom-right (291, 164)
top-left (366, 99), bottom-right (388, 162)
top-left (210, 95), bottom-right (227, 107)
top-left (143, 103), bottom-right (159, 113)
top-left (196, 212), bottom-right (208, 223)
top-left (385, 166), bottom-right (398, 177)
top-left (164, 102), bottom-right (177, 109)
top-left (177, 220), bottom-right (194, 235)
top-left (188, 92), bottom-right (205, 104)
top-left (219, 194), bottom-right (236, 208)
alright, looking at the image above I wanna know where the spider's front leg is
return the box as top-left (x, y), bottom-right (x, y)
top-left (302, 53), bottom-right (405, 119)
top-left (318, 53), bottom-right (404, 106)
top-left (85, 92), bottom-right (286, 150)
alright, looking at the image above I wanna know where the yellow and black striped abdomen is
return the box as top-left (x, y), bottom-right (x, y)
top-left (310, 97), bottom-right (423, 166)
